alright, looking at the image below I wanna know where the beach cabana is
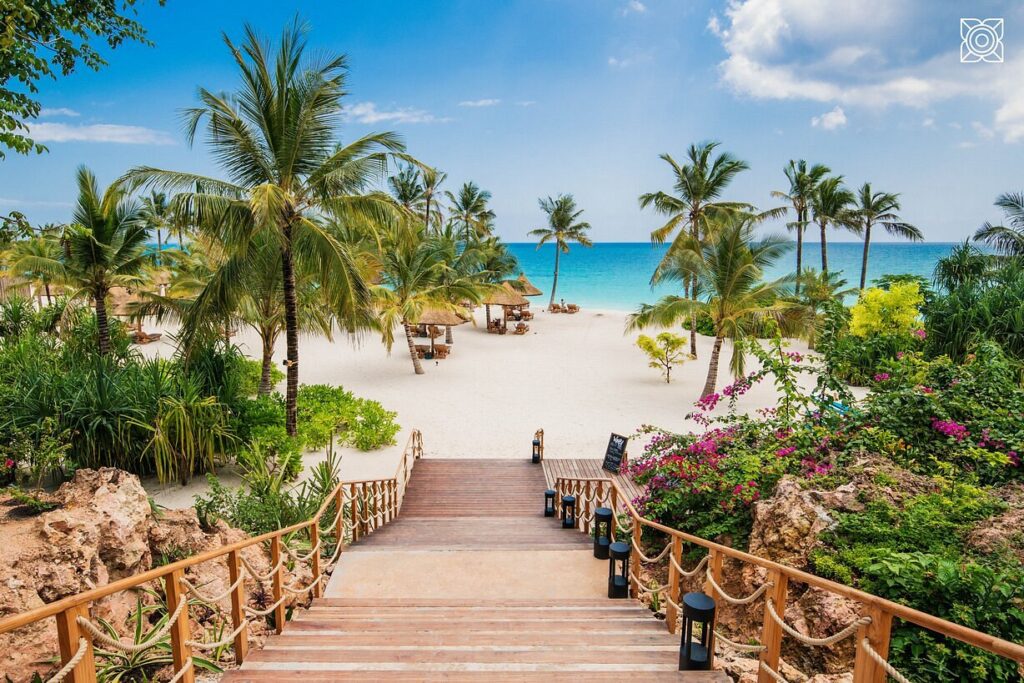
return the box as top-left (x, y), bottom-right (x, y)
top-left (507, 274), bottom-right (543, 297)
top-left (482, 284), bottom-right (530, 334)
top-left (412, 306), bottom-right (468, 353)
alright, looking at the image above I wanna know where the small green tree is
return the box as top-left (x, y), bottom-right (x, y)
top-left (636, 332), bottom-right (689, 383)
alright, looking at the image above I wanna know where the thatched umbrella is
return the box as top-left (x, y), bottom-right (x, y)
top-left (108, 287), bottom-right (147, 338)
top-left (508, 273), bottom-right (543, 297)
top-left (482, 284), bottom-right (529, 333)
top-left (413, 306), bottom-right (469, 347)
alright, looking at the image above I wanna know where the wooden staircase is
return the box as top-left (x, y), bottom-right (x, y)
top-left (221, 459), bottom-right (728, 681)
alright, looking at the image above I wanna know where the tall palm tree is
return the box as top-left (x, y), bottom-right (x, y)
top-left (771, 160), bottom-right (830, 295)
top-left (639, 142), bottom-right (752, 356)
top-left (388, 163), bottom-right (425, 214)
top-left (628, 214), bottom-right (797, 398)
top-left (446, 181), bottom-right (495, 239)
top-left (5, 229), bottom-right (62, 305)
top-left (140, 191), bottom-right (173, 267)
top-left (529, 194), bottom-right (592, 309)
top-left (122, 20), bottom-right (403, 436)
top-left (798, 268), bottom-right (856, 349)
top-left (852, 183), bottom-right (922, 290)
top-left (421, 166), bottom-right (447, 234)
top-left (20, 166), bottom-right (148, 354)
top-left (810, 176), bottom-right (856, 274)
top-left (974, 192), bottom-right (1024, 256)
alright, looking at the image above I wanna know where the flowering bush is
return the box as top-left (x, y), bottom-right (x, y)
top-left (0, 456), bottom-right (15, 486)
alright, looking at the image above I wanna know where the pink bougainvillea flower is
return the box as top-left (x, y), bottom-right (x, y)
top-left (873, 373), bottom-right (890, 382)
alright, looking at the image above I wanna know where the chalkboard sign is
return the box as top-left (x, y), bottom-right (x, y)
top-left (602, 433), bottom-right (629, 474)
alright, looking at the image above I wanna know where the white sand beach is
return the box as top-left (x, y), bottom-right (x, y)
top-left (140, 307), bottom-right (833, 507)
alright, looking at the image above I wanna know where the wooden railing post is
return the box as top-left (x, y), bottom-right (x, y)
top-left (226, 549), bottom-right (248, 664)
top-left (55, 603), bottom-right (96, 683)
top-left (666, 536), bottom-right (682, 634)
top-left (702, 549), bottom-right (723, 668)
top-left (852, 606), bottom-right (894, 683)
top-left (610, 486), bottom-right (619, 540)
top-left (309, 523), bottom-right (322, 599)
top-left (630, 521), bottom-right (642, 598)
top-left (334, 486), bottom-right (346, 551)
top-left (349, 485), bottom-right (359, 543)
top-left (269, 536), bottom-right (286, 634)
top-left (582, 481), bottom-right (592, 533)
top-left (165, 569), bottom-right (195, 683)
top-left (757, 569), bottom-right (789, 683)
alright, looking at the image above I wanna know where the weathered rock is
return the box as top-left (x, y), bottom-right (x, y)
top-left (966, 483), bottom-right (1024, 563)
top-left (749, 476), bottom-right (836, 568)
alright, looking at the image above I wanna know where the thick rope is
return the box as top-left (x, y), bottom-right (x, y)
top-left (759, 661), bottom-right (791, 683)
top-left (185, 618), bottom-right (249, 651)
top-left (284, 573), bottom-right (323, 596)
top-left (861, 638), bottom-right (913, 683)
top-left (77, 598), bottom-right (187, 654)
top-left (670, 553), bottom-right (709, 579)
top-left (317, 506), bottom-right (345, 533)
top-left (179, 574), bottom-right (244, 605)
top-left (705, 569), bottom-right (771, 605)
top-left (714, 630), bottom-right (766, 654)
top-left (242, 593), bottom-right (288, 618)
top-left (240, 554), bottom-right (285, 582)
top-left (631, 537), bottom-right (672, 563)
top-left (46, 638), bottom-right (88, 683)
top-left (766, 599), bottom-right (870, 647)
top-left (323, 538), bottom-right (345, 567)
top-left (167, 659), bottom-right (193, 683)
top-left (285, 540), bottom-right (322, 563)
top-left (628, 571), bottom-right (669, 594)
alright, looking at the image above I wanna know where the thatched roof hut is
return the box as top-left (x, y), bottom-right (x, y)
top-left (482, 283), bottom-right (530, 308)
top-left (413, 307), bottom-right (469, 327)
top-left (507, 274), bottom-right (542, 297)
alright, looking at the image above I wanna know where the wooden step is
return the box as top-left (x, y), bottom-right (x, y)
top-left (348, 517), bottom-right (590, 550)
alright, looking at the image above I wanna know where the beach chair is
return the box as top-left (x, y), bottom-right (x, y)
top-left (521, 310), bottom-right (534, 321)
top-left (549, 303), bottom-right (563, 313)
top-left (434, 344), bottom-right (450, 359)
top-left (566, 303), bottom-right (579, 314)
top-left (514, 322), bottom-right (529, 335)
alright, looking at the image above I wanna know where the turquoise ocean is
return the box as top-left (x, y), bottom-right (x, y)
top-left (507, 242), bottom-right (960, 311)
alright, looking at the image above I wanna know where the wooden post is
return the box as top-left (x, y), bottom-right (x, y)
top-left (757, 569), bottom-right (789, 683)
top-left (852, 606), bottom-right (893, 683)
top-left (630, 522), bottom-right (642, 598)
top-left (309, 523), bottom-right (322, 599)
top-left (349, 485), bottom-right (359, 543)
top-left (164, 569), bottom-right (195, 683)
top-left (227, 550), bottom-right (248, 664)
top-left (54, 603), bottom-right (96, 683)
top-left (702, 550), bottom-right (723, 668)
top-left (609, 486), bottom-right (618, 540)
top-left (270, 536), bottom-right (286, 634)
top-left (582, 481), bottom-right (592, 533)
top-left (666, 536), bottom-right (682, 634)
top-left (334, 487), bottom-right (346, 552)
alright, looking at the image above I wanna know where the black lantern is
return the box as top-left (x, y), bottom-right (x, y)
top-left (608, 541), bottom-right (630, 598)
top-left (593, 507), bottom-right (613, 559)
top-left (679, 592), bottom-right (716, 671)
top-left (561, 495), bottom-right (576, 528)
top-left (544, 489), bottom-right (557, 517)
top-left (532, 439), bottom-right (542, 463)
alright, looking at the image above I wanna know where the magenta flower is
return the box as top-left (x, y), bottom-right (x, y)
top-left (873, 373), bottom-right (890, 382)
top-left (931, 418), bottom-right (969, 441)
top-left (914, 328), bottom-right (927, 339)
top-left (775, 446), bottom-right (797, 457)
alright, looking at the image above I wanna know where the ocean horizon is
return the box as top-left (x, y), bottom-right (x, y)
top-left (507, 241), bottom-right (962, 311)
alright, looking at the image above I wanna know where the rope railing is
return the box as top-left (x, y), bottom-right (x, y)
top-left (0, 429), bottom-right (424, 683)
top-left (759, 661), bottom-right (790, 683)
top-left (861, 638), bottom-right (913, 683)
top-left (765, 599), bottom-right (870, 648)
top-left (705, 569), bottom-right (771, 606)
top-left (715, 630), bottom-right (766, 654)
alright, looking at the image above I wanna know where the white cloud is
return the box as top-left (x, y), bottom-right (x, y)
top-left (922, 117), bottom-right (936, 129)
top-left (458, 98), bottom-right (501, 107)
top-left (516, 100), bottom-right (537, 107)
top-left (345, 102), bottom-right (449, 125)
top-left (811, 105), bottom-right (847, 130)
top-left (38, 107), bottom-right (80, 118)
top-left (620, 0), bottom-right (647, 15)
top-left (27, 122), bottom-right (175, 145)
top-left (708, 0), bottom-right (1024, 142)
top-left (972, 120), bottom-right (995, 139)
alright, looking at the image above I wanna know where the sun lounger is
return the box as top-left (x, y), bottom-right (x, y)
top-left (566, 304), bottom-right (579, 314)
top-left (514, 323), bottom-right (529, 335)
top-left (549, 304), bottom-right (563, 313)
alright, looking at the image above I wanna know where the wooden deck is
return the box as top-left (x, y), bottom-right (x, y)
top-left (542, 457), bottom-right (645, 502)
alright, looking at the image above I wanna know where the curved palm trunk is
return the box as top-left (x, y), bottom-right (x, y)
top-left (281, 225), bottom-right (300, 437)
top-left (689, 275), bottom-right (698, 358)
top-left (859, 224), bottom-right (872, 290)
top-left (44, 281), bottom-right (52, 305)
top-left (156, 228), bottom-right (163, 267)
top-left (548, 247), bottom-right (561, 309)
top-left (94, 286), bottom-right (111, 356)
top-left (819, 220), bottom-right (829, 274)
top-left (258, 329), bottom-right (276, 397)
top-left (794, 213), bottom-right (804, 295)
top-left (404, 321), bottom-right (425, 374)
top-left (424, 195), bottom-right (432, 234)
top-left (701, 334), bottom-right (724, 398)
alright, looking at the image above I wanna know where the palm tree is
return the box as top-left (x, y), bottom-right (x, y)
top-left (5, 229), bottom-right (62, 305)
top-left (974, 192), bottom-right (1024, 256)
top-left (529, 194), bottom-right (592, 309)
top-left (20, 166), bottom-right (148, 354)
top-left (771, 160), bottom-right (830, 295)
top-left (421, 166), bottom-right (447, 233)
top-left (798, 268), bottom-right (856, 349)
top-left (852, 183), bottom-right (921, 290)
top-left (628, 214), bottom-right (797, 398)
top-left (140, 191), bottom-right (173, 268)
top-left (810, 176), bottom-right (856, 274)
top-left (122, 20), bottom-right (402, 436)
top-left (639, 142), bottom-right (751, 356)
top-left (446, 181), bottom-right (495, 239)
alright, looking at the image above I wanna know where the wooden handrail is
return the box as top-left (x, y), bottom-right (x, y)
top-left (0, 428), bottom-right (424, 682)
top-left (555, 474), bottom-right (1024, 677)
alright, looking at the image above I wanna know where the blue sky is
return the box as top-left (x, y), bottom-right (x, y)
top-left (1, 0), bottom-right (1022, 242)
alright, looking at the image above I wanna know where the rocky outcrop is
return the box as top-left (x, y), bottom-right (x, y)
top-left (966, 483), bottom-right (1024, 564)
top-left (0, 469), bottom-right (286, 682)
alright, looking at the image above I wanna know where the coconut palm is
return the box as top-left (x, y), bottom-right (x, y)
top-left (974, 192), bottom-right (1024, 256)
top-left (771, 160), bottom-right (830, 295)
top-left (421, 166), bottom-right (447, 233)
top-left (121, 20), bottom-right (402, 436)
top-left (628, 214), bottom-right (797, 398)
top-left (446, 181), bottom-right (495, 239)
top-left (529, 194), bottom-right (592, 309)
top-left (810, 176), bottom-right (857, 274)
top-left (388, 163), bottom-right (425, 214)
top-left (851, 183), bottom-right (922, 290)
top-left (639, 142), bottom-right (752, 356)
top-left (140, 191), bottom-right (173, 266)
top-left (798, 268), bottom-right (856, 349)
top-left (5, 229), bottom-right (62, 305)
top-left (19, 166), bottom-right (148, 355)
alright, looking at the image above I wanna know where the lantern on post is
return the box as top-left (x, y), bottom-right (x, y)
top-left (532, 428), bottom-right (544, 463)
top-left (544, 489), bottom-right (557, 517)
top-left (532, 439), bottom-right (542, 463)
top-left (593, 507), bottom-right (613, 559)
top-left (608, 541), bottom-right (630, 598)
top-left (561, 495), bottom-right (576, 528)
top-left (678, 592), bottom-right (716, 671)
